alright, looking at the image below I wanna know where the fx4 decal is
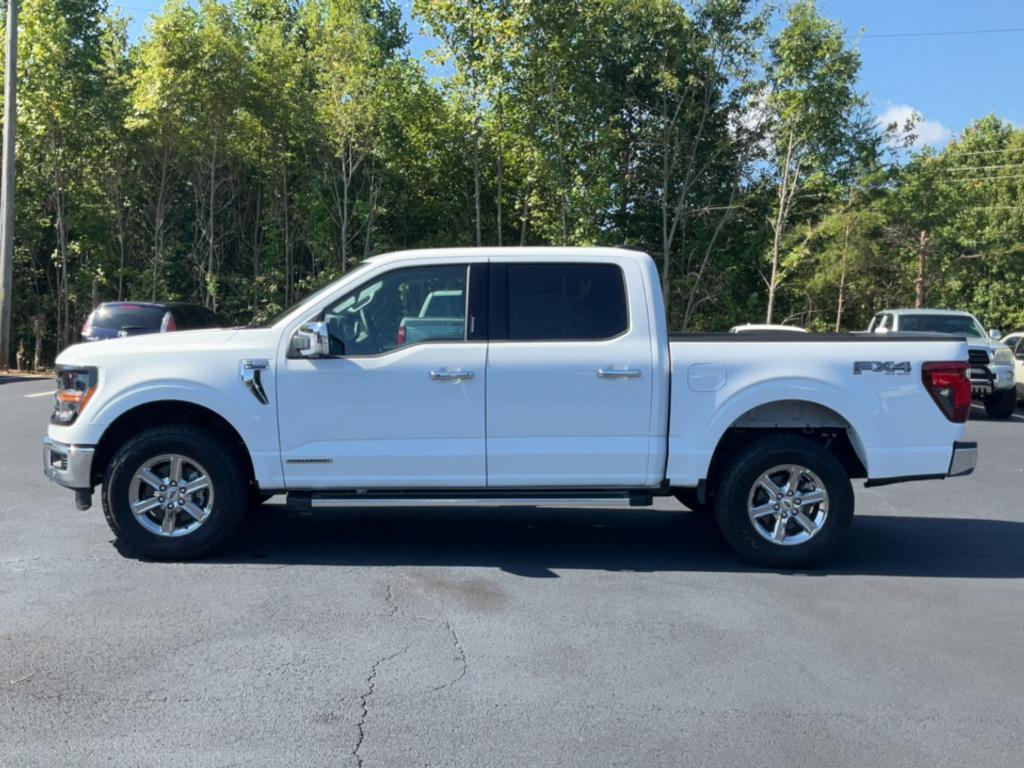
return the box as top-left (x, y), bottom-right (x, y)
top-left (853, 361), bottom-right (912, 376)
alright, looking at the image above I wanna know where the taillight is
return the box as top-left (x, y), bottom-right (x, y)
top-left (161, 311), bottom-right (177, 332)
top-left (81, 314), bottom-right (93, 338)
top-left (922, 362), bottom-right (971, 423)
top-left (397, 324), bottom-right (406, 345)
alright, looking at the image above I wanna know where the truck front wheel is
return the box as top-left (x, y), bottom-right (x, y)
top-left (102, 425), bottom-right (248, 559)
top-left (714, 435), bottom-right (853, 568)
top-left (983, 388), bottom-right (1017, 419)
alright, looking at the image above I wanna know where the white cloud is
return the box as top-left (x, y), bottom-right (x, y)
top-left (877, 104), bottom-right (952, 149)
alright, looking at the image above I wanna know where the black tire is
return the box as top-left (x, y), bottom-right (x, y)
top-left (101, 424), bottom-right (249, 559)
top-left (983, 388), bottom-right (1017, 419)
top-left (713, 434), bottom-right (854, 568)
top-left (673, 487), bottom-right (711, 514)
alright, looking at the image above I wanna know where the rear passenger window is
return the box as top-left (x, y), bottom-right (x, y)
top-left (506, 263), bottom-right (628, 341)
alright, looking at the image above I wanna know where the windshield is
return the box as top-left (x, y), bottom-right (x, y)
top-left (899, 314), bottom-right (986, 338)
top-left (260, 262), bottom-right (377, 328)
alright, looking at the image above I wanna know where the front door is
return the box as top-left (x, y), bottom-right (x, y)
top-left (277, 262), bottom-right (487, 489)
top-left (485, 260), bottom-right (655, 487)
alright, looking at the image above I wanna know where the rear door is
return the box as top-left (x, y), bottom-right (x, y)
top-left (485, 259), bottom-right (655, 487)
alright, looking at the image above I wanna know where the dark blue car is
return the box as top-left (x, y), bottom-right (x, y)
top-left (81, 302), bottom-right (222, 342)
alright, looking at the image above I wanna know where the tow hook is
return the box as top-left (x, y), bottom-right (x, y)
top-left (75, 488), bottom-right (93, 511)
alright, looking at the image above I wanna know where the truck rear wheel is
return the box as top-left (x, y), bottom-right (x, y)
top-left (983, 388), bottom-right (1017, 419)
top-left (714, 435), bottom-right (853, 568)
top-left (102, 425), bottom-right (248, 559)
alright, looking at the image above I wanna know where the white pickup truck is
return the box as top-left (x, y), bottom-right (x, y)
top-left (44, 247), bottom-right (977, 567)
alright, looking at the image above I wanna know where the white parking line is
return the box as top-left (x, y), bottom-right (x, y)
top-left (24, 391), bottom-right (55, 398)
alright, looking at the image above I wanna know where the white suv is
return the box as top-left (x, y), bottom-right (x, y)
top-left (868, 309), bottom-right (1016, 418)
top-left (1001, 332), bottom-right (1024, 404)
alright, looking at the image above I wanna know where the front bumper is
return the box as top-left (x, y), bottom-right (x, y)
top-left (970, 364), bottom-right (1014, 396)
top-left (42, 437), bottom-right (95, 490)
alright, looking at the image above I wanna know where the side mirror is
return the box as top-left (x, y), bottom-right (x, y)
top-left (291, 321), bottom-right (331, 358)
top-left (989, 329), bottom-right (1003, 340)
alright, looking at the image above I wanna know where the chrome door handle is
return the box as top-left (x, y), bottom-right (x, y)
top-left (430, 369), bottom-right (475, 381)
top-left (597, 368), bottom-right (642, 379)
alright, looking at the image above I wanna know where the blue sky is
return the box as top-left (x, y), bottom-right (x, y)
top-left (120, 0), bottom-right (1023, 148)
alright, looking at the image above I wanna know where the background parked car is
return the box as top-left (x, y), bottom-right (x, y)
top-left (1001, 332), bottom-right (1024, 403)
top-left (867, 308), bottom-right (1016, 417)
top-left (397, 288), bottom-right (466, 346)
top-left (81, 302), bottom-right (222, 342)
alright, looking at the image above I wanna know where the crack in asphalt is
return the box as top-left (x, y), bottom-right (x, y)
top-left (431, 619), bottom-right (468, 693)
top-left (352, 645), bottom-right (411, 768)
top-left (384, 581), bottom-right (468, 694)
top-left (384, 583), bottom-right (399, 618)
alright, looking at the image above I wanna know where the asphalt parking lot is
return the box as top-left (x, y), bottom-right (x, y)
top-left (2, 374), bottom-right (1023, 767)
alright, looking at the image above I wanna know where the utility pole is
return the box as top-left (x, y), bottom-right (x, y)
top-left (0, 0), bottom-right (18, 369)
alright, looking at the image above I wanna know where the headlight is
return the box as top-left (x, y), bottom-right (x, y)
top-left (52, 366), bottom-right (98, 425)
top-left (993, 348), bottom-right (1014, 365)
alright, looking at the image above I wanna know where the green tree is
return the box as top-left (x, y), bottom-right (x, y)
top-left (762, 0), bottom-right (868, 323)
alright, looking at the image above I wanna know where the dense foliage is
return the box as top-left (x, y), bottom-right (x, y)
top-left (3, 0), bottom-right (1022, 366)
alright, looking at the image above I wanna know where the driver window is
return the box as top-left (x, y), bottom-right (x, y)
top-left (323, 264), bottom-right (468, 355)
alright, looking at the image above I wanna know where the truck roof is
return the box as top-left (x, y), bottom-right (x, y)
top-left (363, 246), bottom-right (653, 266)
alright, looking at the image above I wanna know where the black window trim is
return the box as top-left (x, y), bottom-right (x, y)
top-left (487, 261), bottom-right (631, 343)
top-left (302, 262), bottom-right (482, 359)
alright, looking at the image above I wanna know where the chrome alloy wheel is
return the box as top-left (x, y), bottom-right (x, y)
top-left (128, 454), bottom-right (215, 538)
top-left (747, 464), bottom-right (829, 546)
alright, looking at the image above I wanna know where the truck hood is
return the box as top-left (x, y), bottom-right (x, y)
top-left (55, 327), bottom-right (278, 367)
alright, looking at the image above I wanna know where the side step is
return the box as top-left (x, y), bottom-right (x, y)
top-left (288, 489), bottom-right (655, 509)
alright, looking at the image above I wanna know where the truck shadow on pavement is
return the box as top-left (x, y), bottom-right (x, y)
top-left (182, 505), bottom-right (1024, 579)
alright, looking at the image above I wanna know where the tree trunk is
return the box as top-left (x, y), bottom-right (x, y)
top-left (55, 187), bottom-right (70, 349)
top-left (340, 145), bottom-right (350, 274)
top-left (519, 192), bottom-right (529, 245)
top-left (206, 137), bottom-right (218, 310)
top-left (32, 314), bottom-right (44, 371)
top-left (151, 152), bottom-right (169, 302)
top-left (766, 131), bottom-right (797, 324)
top-left (835, 219), bottom-right (851, 332)
top-left (681, 188), bottom-right (737, 331)
top-left (495, 91), bottom-right (504, 247)
top-left (363, 163), bottom-right (377, 260)
top-left (252, 179), bottom-right (262, 315)
top-left (915, 229), bottom-right (928, 308)
top-left (473, 116), bottom-right (482, 246)
top-left (283, 162), bottom-right (292, 306)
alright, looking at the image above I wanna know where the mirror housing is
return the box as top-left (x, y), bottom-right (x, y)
top-left (989, 328), bottom-right (1003, 340)
top-left (292, 321), bottom-right (331, 358)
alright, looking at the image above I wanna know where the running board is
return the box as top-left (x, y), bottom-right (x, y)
top-left (288, 489), bottom-right (655, 509)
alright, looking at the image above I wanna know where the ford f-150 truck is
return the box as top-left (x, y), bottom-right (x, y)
top-left (43, 247), bottom-right (977, 567)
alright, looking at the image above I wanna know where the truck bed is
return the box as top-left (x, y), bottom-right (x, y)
top-left (664, 332), bottom-right (969, 487)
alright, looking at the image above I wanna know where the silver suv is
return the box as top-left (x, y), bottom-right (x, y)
top-left (868, 309), bottom-right (1016, 418)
